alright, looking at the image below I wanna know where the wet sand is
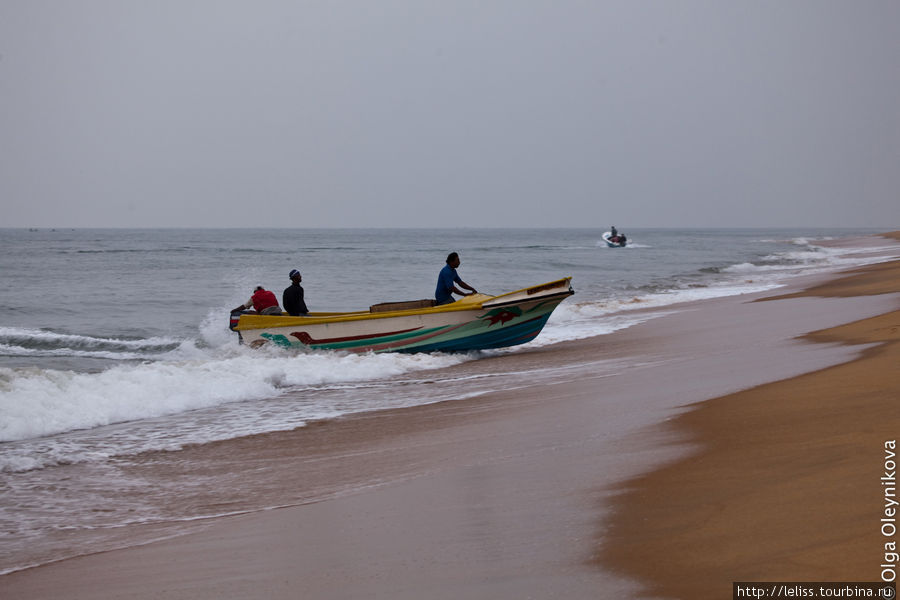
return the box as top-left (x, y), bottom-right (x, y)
top-left (3, 236), bottom-right (899, 599)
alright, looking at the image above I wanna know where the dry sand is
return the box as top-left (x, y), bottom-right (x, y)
top-left (3, 236), bottom-right (899, 599)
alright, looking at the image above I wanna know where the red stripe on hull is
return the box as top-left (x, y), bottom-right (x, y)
top-left (290, 326), bottom-right (422, 345)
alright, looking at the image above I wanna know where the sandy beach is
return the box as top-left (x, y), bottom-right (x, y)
top-left (3, 235), bottom-right (899, 599)
top-left (603, 242), bottom-right (900, 598)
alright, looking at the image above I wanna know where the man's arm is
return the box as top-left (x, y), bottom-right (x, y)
top-left (454, 280), bottom-right (477, 295)
top-left (232, 297), bottom-right (253, 312)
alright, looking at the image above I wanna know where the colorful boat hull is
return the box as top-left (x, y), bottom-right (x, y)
top-left (230, 278), bottom-right (574, 353)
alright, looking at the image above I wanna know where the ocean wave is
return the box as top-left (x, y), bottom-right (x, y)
top-left (0, 343), bottom-right (153, 361)
top-left (73, 248), bottom-right (195, 254)
top-left (726, 246), bottom-right (891, 276)
top-left (0, 349), bottom-right (469, 449)
top-left (0, 328), bottom-right (187, 362)
top-left (0, 327), bottom-right (178, 349)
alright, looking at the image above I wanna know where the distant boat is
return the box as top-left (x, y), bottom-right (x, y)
top-left (229, 278), bottom-right (574, 353)
top-left (601, 231), bottom-right (627, 248)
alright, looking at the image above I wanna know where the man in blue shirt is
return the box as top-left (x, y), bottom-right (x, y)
top-left (435, 252), bottom-right (478, 305)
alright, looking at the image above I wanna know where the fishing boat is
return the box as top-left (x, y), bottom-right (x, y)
top-left (229, 277), bottom-right (574, 353)
top-left (601, 231), bottom-right (627, 247)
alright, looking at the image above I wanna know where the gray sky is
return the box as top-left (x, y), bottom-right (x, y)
top-left (2, 1), bottom-right (899, 228)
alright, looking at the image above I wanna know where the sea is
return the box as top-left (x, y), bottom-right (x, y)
top-left (1, 227), bottom-right (897, 575)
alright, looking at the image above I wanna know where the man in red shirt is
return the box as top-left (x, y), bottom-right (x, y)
top-left (233, 286), bottom-right (282, 315)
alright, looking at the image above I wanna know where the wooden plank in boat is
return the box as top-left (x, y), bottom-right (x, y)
top-left (369, 299), bottom-right (436, 313)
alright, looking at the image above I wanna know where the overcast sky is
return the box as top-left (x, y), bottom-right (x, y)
top-left (2, 1), bottom-right (898, 228)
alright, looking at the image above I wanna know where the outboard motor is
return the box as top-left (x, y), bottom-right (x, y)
top-left (229, 311), bottom-right (246, 344)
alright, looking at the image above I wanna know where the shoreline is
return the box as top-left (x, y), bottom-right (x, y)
top-left (3, 235), bottom-right (899, 599)
top-left (601, 244), bottom-right (900, 598)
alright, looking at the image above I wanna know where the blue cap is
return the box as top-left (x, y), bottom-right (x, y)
top-left (289, 269), bottom-right (300, 278)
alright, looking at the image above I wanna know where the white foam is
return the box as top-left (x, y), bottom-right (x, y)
top-left (0, 349), bottom-right (468, 444)
top-left (532, 303), bottom-right (669, 346)
top-left (728, 243), bottom-right (896, 278)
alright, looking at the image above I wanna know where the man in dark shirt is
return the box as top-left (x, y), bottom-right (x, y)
top-left (283, 269), bottom-right (309, 316)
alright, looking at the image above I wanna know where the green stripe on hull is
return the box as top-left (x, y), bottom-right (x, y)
top-left (313, 325), bottom-right (452, 351)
